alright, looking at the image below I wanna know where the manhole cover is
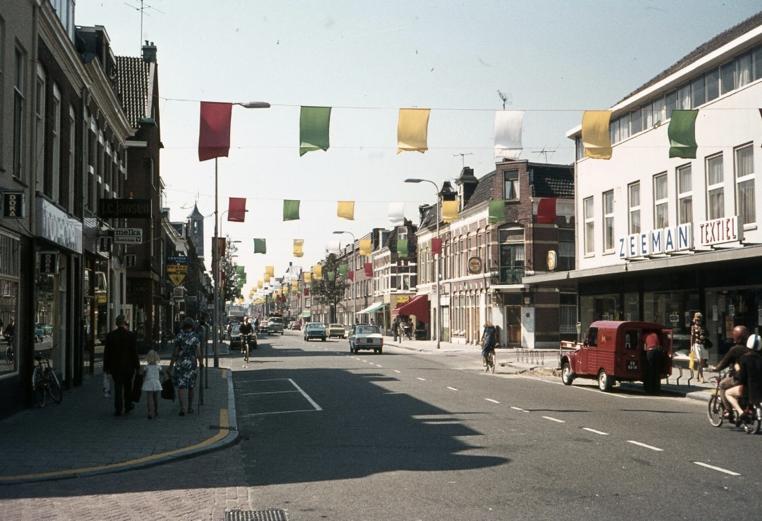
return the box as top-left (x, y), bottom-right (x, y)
top-left (225, 509), bottom-right (288, 521)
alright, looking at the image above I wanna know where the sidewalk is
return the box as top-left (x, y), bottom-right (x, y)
top-left (384, 335), bottom-right (717, 402)
top-left (0, 364), bottom-right (237, 485)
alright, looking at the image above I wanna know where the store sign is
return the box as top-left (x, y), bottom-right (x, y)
top-left (35, 198), bottom-right (83, 254)
top-left (98, 198), bottom-right (152, 218)
top-left (114, 228), bottom-right (143, 244)
top-left (173, 287), bottom-right (185, 300)
top-left (2, 192), bottom-right (25, 218)
top-left (39, 252), bottom-right (59, 274)
top-left (618, 224), bottom-right (692, 259)
top-left (468, 256), bottom-right (483, 274)
top-left (698, 216), bottom-right (742, 247)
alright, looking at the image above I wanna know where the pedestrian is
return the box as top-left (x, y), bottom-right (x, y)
top-left (642, 329), bottom-right (663, 394)
top-left (141, 350), bottom-right (164, 419)
top-left (690, 312), bottom-right (710, 383)
top-left (168, 317), bottom-right (203, 416)
top-left (392, 317), bottom-right (399, 342)
top-left (103, 314), bottom-right (140, 417)
top-left (3, 317), bottom-right (14, 342)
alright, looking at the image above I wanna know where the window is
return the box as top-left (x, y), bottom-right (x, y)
top-left (665, 90), bottom-right (678, 120)
top-left (754, 46), bottom-right (762, 82)
top-left (691, 76), bottom-right (705, 108)
top-left (706, 68), bottom-right (720, 102)
top-left (0, 22), bottom-right (4, 165)
top-left (652, 97), bottom-right (666, 125)
top-left (559, 294), bottom-right (577, 335)
top-left (677, 164), bottom-right (693, 226)
top-left (498, 226), bottom-right (524, 284)
top-left (558, 229), bottom-right (575, 271)
top-left (13, 48), bottom-right (25, 180)
top-left (628, 182), bottom-right (641, 234)
top-left (737, 52), bottom-right (752, 88)
top-left (678, 83), bottom-right (691, 110)
top-left (51, 84), bottom-right (61, 201)
top-left (603, 190), bottom-right (615, 252)
top-left (735, 144), bottom-right (755, 226)
top-left (67, 107), bottom-right (76, 211)
top-left (35, 66), bottom-right (46, 192)
top-left (653, 173), bottom-right (669, 229)
top-left (504, 170), bottom-right (519, 200)
top-left (630, 108), bottom-right (642, 134)
top-left (584, 197), bottom-right (595, 255)
top-left (707, 154), bottom-right (724, 220)
top-left (721, 61), bottom-right (735, 94)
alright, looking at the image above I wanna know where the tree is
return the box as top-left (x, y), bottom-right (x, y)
top-left (221, 236), bottom-right (242, 303)
top-left (309, 253), bottom-right (349, 323)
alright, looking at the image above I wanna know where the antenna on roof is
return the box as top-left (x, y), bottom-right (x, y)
top-left (124, 1), bottom-right (164, 50)
top-left (532, 146), bottom-right (557, 163)
top-left (452, 153), bottom-right (473, 168)
top-left (497, 90), bottom-right (512, 110)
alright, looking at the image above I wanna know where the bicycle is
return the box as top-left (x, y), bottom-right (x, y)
top-left (32, 348), bottom-right (63, 407)
top-left (485, 349), bottom-right (497, 374)
top-left (4, 336), bottom-right (12, 366)
top-left (242, 334), bottom-right (256, 362)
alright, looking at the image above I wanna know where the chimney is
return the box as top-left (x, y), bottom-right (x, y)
top-left (142, 40), bottom-right (157, 63)
top-left (455, 166), bottom-right (478, 207)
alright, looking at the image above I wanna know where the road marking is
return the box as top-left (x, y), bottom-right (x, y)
top-left (376, 365), bottom-right (383, 368)
top-left (542, 416), bottom-right (565, 423)
top-left (582, 427), bottom-right (609, 436)
top-left (511, 406), bottom-right (529, 413)
top-left (693, 462), bottom-right (740, 476)
top-left (288, 378), bottom-right (323, 411)
top-left (417, 377), bottom-right (427, 381)
top-left (447, 386), bottom-right (459, 391)
top-left (241, 390), bottom-right (300, 396)
top-left (627, 440), bottom-right (663, 452)
top-left (394, 370), bottom-right (401, 374)
top-left (485, 398), bottom-right (500, 404)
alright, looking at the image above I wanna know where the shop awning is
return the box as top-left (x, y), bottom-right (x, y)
top-left (300, 311), bottom-right (311, 318)
top-left (392, 295), bottom-right (429, 323)
top-left (358, 302), bottom-right (387, 314)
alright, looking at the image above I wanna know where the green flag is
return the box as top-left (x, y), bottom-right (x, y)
top-left (489, 200), bottom-right (505, 223)
top-left (397, 239), bottom-right (409, 257)
top-left (253, 238), bottom-right (267, 254)
top-left (339, 264), bottom-right (348, 278)
top-left (283, 200), bottom-right (300, 221)
top-left (327, 271), bottom-right (336, 281)
top-left (299, 106), bottom-right (331, 156)
top-left (668, 110), bottom-right (699, 159)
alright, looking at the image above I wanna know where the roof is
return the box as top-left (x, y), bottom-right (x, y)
top-left (619, 11), bottom-right (762, 104)
top-left (115, 56), bottom-right (150, 128)
top-left (530, 164), bottom-right (574, 199)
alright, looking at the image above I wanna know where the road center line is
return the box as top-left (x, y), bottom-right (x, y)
top-left (485, 398), bottom-right (500, 404)
top-left (542, 416), bottom-right (565, 423)
top-left (446, 386), bottom-right (459, 391)
top-left (627, 440), bottom-right (663, 451)
top-left (394, 370), bottom-right (401, 374)
top-left (510, 406), bottom-right (529, 413)
top-left (417, 377), bottom-right (427, 381)
top-left (693, 462), bottom-right (740, 476)
top-left (582, 427), bottom-right (609, 436)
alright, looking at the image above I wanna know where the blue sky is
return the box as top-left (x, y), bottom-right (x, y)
top-left (76, 0), bottom-right (762, 298)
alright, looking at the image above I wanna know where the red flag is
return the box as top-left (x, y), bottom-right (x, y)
top-left (364, 262), bottom-right (373, 277)
top-left (431, 238), bottom-right (442, 255)
top-left (198, 102), bottom-right (232, 162)
top-left (303, 288), bottom-right (310, 296)
top-left (537, 198), bottom-right (557, 224)
top-left (348, 270), bottom-right (354, 281)
top-left (228, 197), bottom-right (246, 222)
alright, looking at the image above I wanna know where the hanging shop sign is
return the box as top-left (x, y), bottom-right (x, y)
top-left (618, 223), bottom-right (692, 259)
top-left (467, 256), bottom-right (483, 274)
top-left (2, 191), bottom-right (25, 218)
top-left (39, 252), bottom-right (59, 274)
top-left (114, 228), bottom-right (143, 244)
top-left (98, 198), bottom-right (152, 219)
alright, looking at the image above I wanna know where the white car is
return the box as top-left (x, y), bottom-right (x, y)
top-left (349, 324), bottom-right (383, 354)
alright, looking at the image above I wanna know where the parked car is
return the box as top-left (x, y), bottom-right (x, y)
top-left (327, 323), bottom-right (346, 339)
top-left (38, 323), bottom-right (53, 336)
top-left (267, 317), bottom-right (285, 335)
top-left (349, 324), bottom-right (383, 354)
top-left (229, 324), bottom-right (242, 350)
top-left (290, 321), bottom-right (302, 331)
top-left (303, 322), bottom-right (327, 342)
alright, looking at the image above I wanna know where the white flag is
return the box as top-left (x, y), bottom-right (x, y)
top-left (388, 202), bottom-right (406, 226)
top-left (494, 110), bottom-right (524, 160)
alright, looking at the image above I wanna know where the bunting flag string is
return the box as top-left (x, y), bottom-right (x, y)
top-left (265, 266), bottom-right (275, 277)
top-left (442, 200), bottom-right (459, 223)
top-left (283, 200), bottom-right (300, 221)
top-left (228, 197), bottom-right (247, 222)
top-left (397, 239), bottom-right (409, 257)
top-left (198, 101), bottom-right (232, 162)
top-left (488, 200), bottom-right (505, 224)
top-left (313, 265), bottom-right (323, 280)
top-left (359, 239), bottom-right (372, 256)
top-left (304, 273), bottom-right (312, 283)
top-left (536, 198), bottom-right (557, 224)
top-left (300, 106), bottom-right (332, 156)
top-left (293, 239), bottom-right (304, 258)
top-left (494, 110), bottom-right (524, 160)
top-left (364, 262), bottom-right (373, 277)
top-left (581, 110), bottom-right (612, 160)
top-left (668, 110), bottom-right (699, 159)
top-left (339, 264), bottom-right (348, 278)
top-left (337, 201), bottom-right (355, 220)
top-left (253, 238), bottom-right (267, 254)
top-left (388, 202), bottom-right (406, 226)
top-left (397, 108), bottom-right (430, 154)
top-left (431, 237), bottom-right (442, 255)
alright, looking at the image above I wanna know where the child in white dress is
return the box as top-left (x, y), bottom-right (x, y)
top-left (141, 350), bottom-right (165, 419)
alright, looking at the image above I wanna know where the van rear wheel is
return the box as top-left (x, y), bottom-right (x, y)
top-left (597, 370), bottom-right (612, 392)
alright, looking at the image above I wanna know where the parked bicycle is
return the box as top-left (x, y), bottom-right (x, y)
top-left (32, 348), bottom-right (62, 407)
top-left (4, 336), bottom-right (12, 366)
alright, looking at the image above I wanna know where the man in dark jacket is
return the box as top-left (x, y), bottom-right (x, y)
top-left (726, 336), bottom-right (762, 422)
top-left (104, 314), bottom-right (140, 416)
top-left (710, 325), bottom-right (750, 416)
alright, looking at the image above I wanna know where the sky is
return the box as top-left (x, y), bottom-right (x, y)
top-left (75, 0), bottom-right (762, 300)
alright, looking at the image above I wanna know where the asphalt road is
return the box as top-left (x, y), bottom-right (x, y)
top-left (1, 331), bottom-right (760, 520)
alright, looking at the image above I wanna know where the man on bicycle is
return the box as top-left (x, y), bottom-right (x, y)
top-left (710, 325), bottom-right (750, 419)
top-left (239, 316), bottom-right (255, 361)
top-left (481, 321), bottom-right (497, 368)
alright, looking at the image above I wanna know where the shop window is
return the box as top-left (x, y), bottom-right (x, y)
top-left (559, 294), bottom-right (577, 335)
top-left (677, 164), bottom-right (693, 226)
top-left (735, 144), bottom-right (755, 227)
top-left (498, 226), bottom-right (524, 284)
top-left (706, 154), bottom-right (724, 220)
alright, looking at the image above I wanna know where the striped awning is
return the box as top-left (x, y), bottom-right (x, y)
top-left (358, 302), bottom-right (387, 314)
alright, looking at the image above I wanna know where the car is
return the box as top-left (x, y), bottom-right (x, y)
top-left (229, 324), bottom-right (242, 349)
top-left (38, 323), bottom-right (53, 336)
top-left (34, 324), bottom-right (45, 342)
top-left (327, 323), bottom-right (346, 338)
top-left (303, 322), bottom-right (327, 342)
top-left (267, 317), bottom-right (285, 335)
top-left (290, 321), bottom-right (302, 331)
top-left (349, 324), bottom-right (383, 354)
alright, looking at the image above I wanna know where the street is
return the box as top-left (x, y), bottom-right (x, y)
top-left (1, 330), bottom-right (760, 520)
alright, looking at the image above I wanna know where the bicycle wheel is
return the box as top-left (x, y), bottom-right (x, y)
top-left (32, 367), bottom-right (46, 407)
top-left (707, 394), bottom-right (724, 427)
top-left (489, 352), bottom-right (496, 374)
top-left (5, 346), bottom-right (12, 365)
top-left (46, 369), bottom-right (63, 403)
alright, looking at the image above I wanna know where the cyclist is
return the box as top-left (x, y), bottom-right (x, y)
top-left (725, 334), bottom-right (762, 424)
top-left (710, 325), bottom-right (750, 419)
top-left (481, 321), bottom-right (497, 369)
top-left (239, 316), bottom-right (255, 361)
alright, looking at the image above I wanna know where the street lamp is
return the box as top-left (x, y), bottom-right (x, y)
top-left (212, 101), bottom-right (269, 368)
top-left (405, 178), bottom-right (441, 349)
top-left (333, 230), bottom-right (356, 326)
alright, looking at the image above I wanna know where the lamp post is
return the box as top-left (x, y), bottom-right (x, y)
top-left (405, 178), bottom-right (441, 349)
top-left (333, 230), bottom-right (356, 326)
top-left (212, 101), bottom-right (269, 368)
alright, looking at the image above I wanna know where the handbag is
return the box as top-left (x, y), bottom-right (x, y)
top-left (703, 337), bottom-right (713, 349)
top-left (161, 377), bottom-right (176, 401)
top-left (131, 373), bottom-right (143, 402)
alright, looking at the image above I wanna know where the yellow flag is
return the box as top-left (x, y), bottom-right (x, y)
top-left (582, 110), bottom-right (612, 160)
top-left (305, 273), bottom-right (312, 284)
top-left (264, 274), bottom-right (271, 283)
top-left (313, 265), bottom-right (323, 280)
top-left (291, 281), bottom-right (298, 290)
top-left (257, 280), bottom-right (263, 289)
top-left (397, 108), bottom-right (430, 154)
top-left (293, 239), bottom-right (304, 257)
top-left (337, 201), bottom-right (355, 220)
top-left (442, 200), bottom-right (459, 223)
top-left (265, 266), bottom-right (275, 277)
top-left (359, 239), bottom-right (372, 256)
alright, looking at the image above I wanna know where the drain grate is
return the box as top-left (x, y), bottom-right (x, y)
top-left (225, 509), bottom-right (288, 521)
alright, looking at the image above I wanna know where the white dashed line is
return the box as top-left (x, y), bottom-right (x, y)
top-left (394, 370), bottom-right (401, 374)
top-left (542, 416), bottom-right (565, 423)
top-left (693, 462), bottom-right (740, 476)
top-left (582, 427), bottom-right (609, 436)
top-left (627, 440), bottom-right (663, 452)
top-left (446, 386), bottom-right (459, 391)
top-left (510, 406), bottom-right (529, 413)
top-left (485, 398), bottom-right (500, 404)
top-left (417, 377), bottom-right (427, 381)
